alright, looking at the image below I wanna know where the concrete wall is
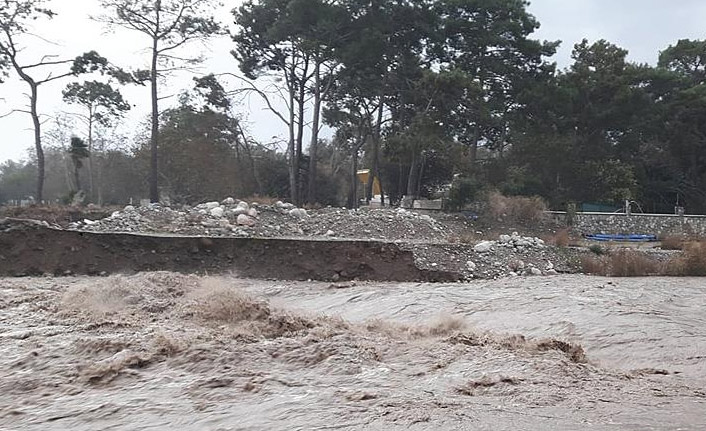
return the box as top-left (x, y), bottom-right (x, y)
top-left (548, 211), bottom-right (706, 236)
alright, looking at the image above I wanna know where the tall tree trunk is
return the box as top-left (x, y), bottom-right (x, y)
top-left (307, 59), bottom-right (322, 204)
top-left (62, 152), bottom-right (73, 192)
top-left (349, 148), bottom-right (359, 209)
top-left (416, 153), bottom-right (426, 198)
top-left (73, 162), bottom-right (81, 194)
top-left (29, 82), bottom-right (44, 203)
top-left (397, 162), bottom-right (404, 204)
top-left (87, 108), bottom-right (95, 202)
top-left (469, 125), bottom-right (479, 165)
top-left (295, 56), bottom-right (309, 206)
top-left (366, 102), bottom-right (384, 204)
top-left (406, 149), bottom-right (419, 198)
top-left (287, 66), bottom-right (298, 204)
top-left (149, 34), bottom-right (160, 203)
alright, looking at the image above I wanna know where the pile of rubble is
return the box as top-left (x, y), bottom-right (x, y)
top-left (472, 232), bottom-right (546, 254)
top-left (70, 198), bottom-right (450, 242)
top-left (66, 198), bottom-right (583, 280)
top-left (407, 232), bottom-right (568, 280)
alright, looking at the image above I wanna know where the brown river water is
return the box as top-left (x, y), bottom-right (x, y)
top-left (1, 274), bottom-right (704, 430)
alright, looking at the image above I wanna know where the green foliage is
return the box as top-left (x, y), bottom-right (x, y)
top-left (589, 244), bottom-right (607, 256)
top-left (69, 137), bottom-right (89, 162)
top-left (446, 177), bottom-right (484, 211)
top-left (63, 81), bottom-right (130, 126)
top-left (0, 160), bottom-right (36, 201)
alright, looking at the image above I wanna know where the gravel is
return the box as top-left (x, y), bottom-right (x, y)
top-left (69, 198), bottom-right (582, 280)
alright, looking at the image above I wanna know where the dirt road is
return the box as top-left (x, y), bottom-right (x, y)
top-left (1, 274), bottom-right (704, 430)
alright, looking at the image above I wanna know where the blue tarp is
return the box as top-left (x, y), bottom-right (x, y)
top-left (585, 234), bottom-right (658, 242)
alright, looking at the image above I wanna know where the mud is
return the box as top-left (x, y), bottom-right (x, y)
top-left (0, 219), bottom-right (458, 282)
top-left (1, 274), bottom-right (705, 430)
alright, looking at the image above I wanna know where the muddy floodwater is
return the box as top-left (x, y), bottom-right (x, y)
top-left (1, 274), bottom-right (705, 430)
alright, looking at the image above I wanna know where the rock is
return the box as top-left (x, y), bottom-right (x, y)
top-left (529, 267), bottom-right (543, 276)
top-left (210, 207), bottom-right (225, 218)
top-left (237, 214), bottom-right (257, 227)
top-left (499, 234), bottom-right (511, 244)
top-left (222, 197), bottom-right (236, 205)
top-left (124, 205), bottom-right (136, 212)
top-left (247, 208), bottom-right (259, 218)
top-left (513, 260), bottom-right (526, 271)
top-left (546, 269), bottom-right (559, 276)
top-left (325, 230), bottom-right (335, 237)
top-left (289, 208), bottom-right (308, 219)
top-left (205, 202), bottom-right (220, 210)
top-left (466, 261), bottom-right (477, 271)
top-left (232, 207), bottom-right (249, 216)
top-left (474, 241), bottom-right (494, 253)
top-left (546, 261), bottom-right (554, 270)
top-left (236, 201), bottom-right (249, 211)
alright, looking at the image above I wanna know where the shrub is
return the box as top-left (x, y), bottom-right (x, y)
top-left (581, 249), bottom-right (660, 276)
top-left (665, 241), bottom-right (706, 276)
top-left (609, 250), bottom-right (660, 277)
top-left (446, 177), bottom-right (484, 211)
top-left (660, 235), bottom-right (684, 251)
top-left (589, 244), bottom-right (607, 255)
top-left (580, 255), bottom-right (609, 275)
top-left (550, 228), bottom-right (571, 247)
top-left (487, 192), bottom-right (547, 223)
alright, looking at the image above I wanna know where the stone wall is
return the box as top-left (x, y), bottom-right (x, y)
top-left (548, 212), bottom-right (706, 236)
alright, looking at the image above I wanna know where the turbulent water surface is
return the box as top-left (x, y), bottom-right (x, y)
top-left (1, 274), bottom-right (705, 430)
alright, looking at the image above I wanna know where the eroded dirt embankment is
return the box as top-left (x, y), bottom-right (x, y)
top-left (0, 219), bottom-right (458, 282)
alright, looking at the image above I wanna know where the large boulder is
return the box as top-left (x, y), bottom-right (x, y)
top-left (237, 214), bottom-right (257, 227)
top-left (289, 208), bottom-right (309, 219)
top-left (474, 241), bottom-right (494, 253)
top-left (210, 207), bottom-right (225, 218)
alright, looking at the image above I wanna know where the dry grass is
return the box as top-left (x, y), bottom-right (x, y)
top-left (665, 241), bottom-right (706, 276)
top-left (548, 228), bottom-right (571, 247)
top-left (660, 235), bottom-right (685, 251)
top-left (487, 192), bottom-right (547, 223)
top-left (610, 250), bottom-right (661, 277)
top-left (580, 255), bottom-right (610, 275)
top-left (581, 249), bottom-right (660, 276)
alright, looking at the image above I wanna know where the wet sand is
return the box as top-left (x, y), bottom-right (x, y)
top-left (1, 274), bottom-right (705, 430)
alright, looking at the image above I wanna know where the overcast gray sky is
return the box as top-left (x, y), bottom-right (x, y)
top-left (1, 0), bottom-right (705, 163)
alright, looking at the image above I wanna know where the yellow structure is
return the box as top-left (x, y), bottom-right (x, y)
top-left (356, 169), bottom-right (381, 199)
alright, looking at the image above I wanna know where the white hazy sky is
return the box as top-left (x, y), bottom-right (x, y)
top-left (1, 0), bottom-right (706, 163)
